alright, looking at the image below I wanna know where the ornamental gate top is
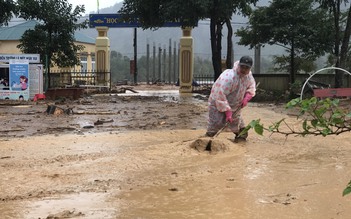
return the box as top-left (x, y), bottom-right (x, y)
top-left (89, 14), bottom-right (182, 28)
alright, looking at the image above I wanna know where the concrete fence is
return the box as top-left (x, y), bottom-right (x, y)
top-left (193, 73), bottom-right (351, 93)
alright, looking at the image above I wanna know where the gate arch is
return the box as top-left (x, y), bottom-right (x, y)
top-left (89, 14), bottom-right (194, 93)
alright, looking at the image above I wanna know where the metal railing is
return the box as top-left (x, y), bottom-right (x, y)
top-left (49, 70), bottom-right (111, 89)
top-left (192, 74), bottom-right (214, 93)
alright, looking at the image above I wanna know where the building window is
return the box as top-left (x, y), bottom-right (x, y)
top-left (80, 55), bottom-right (87, 72)
top-left (91, 55), bottom-right (95, 72)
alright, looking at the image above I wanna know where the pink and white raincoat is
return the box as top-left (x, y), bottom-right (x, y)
top-left (207, 61), bottom-right (256, 134)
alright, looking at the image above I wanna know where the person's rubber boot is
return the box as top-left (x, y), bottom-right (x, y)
top-left (234, 128), bottom-right (248, 143)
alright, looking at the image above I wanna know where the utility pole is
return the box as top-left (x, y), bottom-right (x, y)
top-left (133, 27), bottom-right (137, 84)
top-left (254, 45), bottom-right (261, 74)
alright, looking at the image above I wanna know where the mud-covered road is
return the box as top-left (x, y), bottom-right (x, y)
top-left (0, 88), bottom-right (208, 138)
top-left (1, 85), bottom-right (351, 219)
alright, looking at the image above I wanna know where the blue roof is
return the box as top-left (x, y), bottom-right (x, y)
top-left (0, 20), bottom-right (95, 44)
top-left (0, 20), bottom-right (38, 40)
top-left (74, 32), bottom-right (95, 44)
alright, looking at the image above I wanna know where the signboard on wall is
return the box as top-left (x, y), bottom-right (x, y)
top-left (9, 60), bottom-right (29, 100)
top-left (89, 14), bottom-right (182, 28)
top-left (0, 54), bottom-right (40, 63)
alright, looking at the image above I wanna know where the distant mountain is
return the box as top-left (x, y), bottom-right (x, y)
top-left (78, 0), bottom-right (283, 61)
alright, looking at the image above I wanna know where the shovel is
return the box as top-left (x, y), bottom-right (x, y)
top-left (213, 122), bottom-right (229, 138)
top-left (190, 107), bottom-right (241, 153)
top-left (212, 106), bottom-right (242, 139)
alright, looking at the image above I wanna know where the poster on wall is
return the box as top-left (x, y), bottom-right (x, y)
top-left (8, 60), bottom-right (29, 100)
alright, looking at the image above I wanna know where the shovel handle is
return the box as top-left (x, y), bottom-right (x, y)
top-left (214, 107), bottom-right (242, 138)
top-left (214, 122), bottom-right (229, 137)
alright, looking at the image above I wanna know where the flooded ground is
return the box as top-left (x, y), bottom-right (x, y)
top-left (1, 85), bottom-right (351, 219)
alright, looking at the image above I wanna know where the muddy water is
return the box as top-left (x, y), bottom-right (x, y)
top-left (114, 135), bottom-right (351, 219)
top-left (1, 103), bottom-right (351, 219)
top-left (112, 89), bottom-right (204, 104)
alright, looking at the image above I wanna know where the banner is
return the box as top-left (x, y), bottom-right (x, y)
top-left (89, 14), bottom-right (183, 28)
top-left (0, 54), bottom-right (40, 63)
top-left (8, 60), bottom-right (29, 100)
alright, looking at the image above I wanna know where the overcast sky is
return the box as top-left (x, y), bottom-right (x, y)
top-left (68, 0), bottom-right (122, 14)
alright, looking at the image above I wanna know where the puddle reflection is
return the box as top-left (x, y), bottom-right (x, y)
top-left (114, 89), bottom-right (206, 104)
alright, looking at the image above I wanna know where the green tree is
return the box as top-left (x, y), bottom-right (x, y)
top-left (194, 57), bottom-right (213, 76)
top-left (273, 55), bottom-right (317, 74)
top-left (207, 0), bottom-right (256, 80)
top-left (0, 0), bottom-right (17, 26)
top-left (16, 0), bottom-right (88, 87)
top-left (236, 0), bottom-right (334, 85)
top-left (110, 50), bottom-right (131, 83)
top-left (136, 55), bottom-right (148, 82)
top-left (317, 0), bottom-right (351, 88)
top-left (118, 0), bottom-right (257, 81)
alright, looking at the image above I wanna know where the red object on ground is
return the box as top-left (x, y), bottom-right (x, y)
top-left (33, 93), bottom-right (46, 101)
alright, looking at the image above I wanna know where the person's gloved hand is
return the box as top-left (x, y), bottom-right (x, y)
top-left (242, 93), bottom-right (253, 108)
top-left (225, 110), bottom-right (233, 123)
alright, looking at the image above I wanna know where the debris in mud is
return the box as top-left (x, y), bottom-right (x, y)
top-left (190, 138), bottom-right (229, 154)
top-left (262, 193), bottom-right (297, 205)
top-left (94, 119), bottom-right (114, 125)
top-left (0, 127), bottom-right (25, 132)
top-left (46, 105), bottom-right (73, 115)
top-left (46, 127), bottom-right (76, 132)
top-left (0, 99), bottom-right (35, 106)
top-left (193, 94), bottom-right (208, 101)
top-left (112, 86), bottom-right (138, 94)
top-left (0, 85), bottom-right (209, 137)
top-left (46, 209), bottom-right (84, 219)
top-left (169, 188), bottom-right (179, 192)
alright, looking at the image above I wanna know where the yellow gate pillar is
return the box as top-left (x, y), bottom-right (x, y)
top-left (95, 26), bottom-right (110, 86)
top-left (179, 27), bottom-right (194, 93)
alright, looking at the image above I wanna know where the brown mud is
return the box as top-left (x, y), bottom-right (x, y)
top-left (1, 85), bottom-right (351, 219)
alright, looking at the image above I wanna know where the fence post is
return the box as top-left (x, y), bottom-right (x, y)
top-left (168, 39), bottom-right (172, 84)
top-left (153, 42), bottom-right (156, 83)
top-left (163, 45), bottom-right (166, 83)
top-left (146, 39), bottom-right (150, 84)
top-left (158, 45), bottom-right (162, 82)
top-left (173, 42), bottom-right (177, 84)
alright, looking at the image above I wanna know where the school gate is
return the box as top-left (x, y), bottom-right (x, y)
top-left (89, 14), bottom-right (194, 93)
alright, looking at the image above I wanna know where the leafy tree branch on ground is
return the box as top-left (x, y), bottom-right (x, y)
top-left (243, 97), bottom-right (351, 138)
top-left (240, 97), bottom-right (351, 196)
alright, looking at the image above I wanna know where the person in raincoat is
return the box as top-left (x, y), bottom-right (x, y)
top-left (205, 56), bottom-right (256, 142)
